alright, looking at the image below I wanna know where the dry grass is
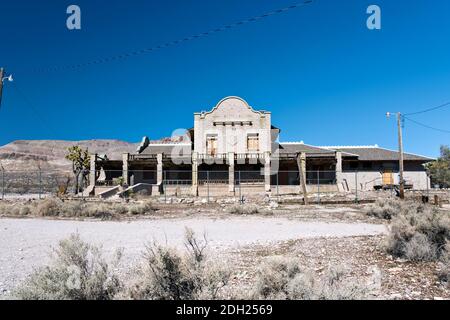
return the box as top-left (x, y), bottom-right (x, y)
top-left (0, 198), bottom-right (156, 219)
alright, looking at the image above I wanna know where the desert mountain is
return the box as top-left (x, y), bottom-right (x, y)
top-left (0, 140), bottom-right (138, 171)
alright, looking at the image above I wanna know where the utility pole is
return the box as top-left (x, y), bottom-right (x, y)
top-left (387, 111), bottom-right (405, 199)
top-left (397, 112), bottom-right (405, 199)
top-left (0, 68), bottom-right (4, 107)
top-left (0, 68), bottom-right (13, 110)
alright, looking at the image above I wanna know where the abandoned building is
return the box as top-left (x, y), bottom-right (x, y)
top-left (88, 96), bottom-right (433, 198)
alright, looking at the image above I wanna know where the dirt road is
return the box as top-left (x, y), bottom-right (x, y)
top-left (0, 216), bottom-right (386, 297)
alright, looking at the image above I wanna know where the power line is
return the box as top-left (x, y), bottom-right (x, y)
top-left (404, 116), bottom-right (450, 134)
top-left (404, 101), bottom-right (450, 116)
top-left (9, 82), bottom-right (58, 135)
top-left (21, 1), bottom-right (314, 74)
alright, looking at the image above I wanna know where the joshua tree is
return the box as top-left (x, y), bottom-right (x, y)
top-left (65, 146), bottom-right (90, 194)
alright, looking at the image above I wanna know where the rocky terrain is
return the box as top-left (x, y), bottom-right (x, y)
top-left (0, 137), bottom-right (186, 171)
top-left (0, 139), bottom-right (138, 171)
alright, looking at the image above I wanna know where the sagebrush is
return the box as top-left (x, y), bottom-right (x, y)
top-left (385, 203), bottom-right (450, 262)
top-left (127, 228), bottom-right (230, 300)
top-left (252, 256), bottom-right (368, 300)
top-left (0, 198), bottom-right (156, 219)
top-left (365, 198), bottom-right (405, 220)
top-left (15, 234), bottom-right (122, 300)
top-left (226, 204), bottom-right (259, 215)
top-left (437, 241), bottom-right (450, 287)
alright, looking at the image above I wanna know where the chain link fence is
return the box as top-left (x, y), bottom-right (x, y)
top-left (0, 168), bottom-right (448, 204)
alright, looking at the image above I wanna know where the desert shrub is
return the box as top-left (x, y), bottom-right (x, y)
top-left (226, 204), bottom-right (259, 215)
top-left (385, 204), bottom-right (450, 261)
top-left (437, 241), bottom-right (450, 286)
top-left (128, 228), bottom-right (230, 300)
top-left (15, 234), bottom-right (122, 300)
top-left (365, 198), bottom-right (405, 220)
top-left (127, 201), bottom-right (155, 215)
top-left (0, 199), bottom-right (155, 219)
top-left (35, 197), bottom-right (63, 216)
top-left (252, 257), bottom-right (368, 300)
top-left (0, 202), bottom-right (31, 216)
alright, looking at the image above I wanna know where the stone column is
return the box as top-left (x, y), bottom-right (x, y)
top-left (297, 152), bottom-right (308, 204)
top-left (122, 153), bottom-right (129, 186)
top-left (335, 151), bottom-right (343, 186)
top-left (89, 154), bottom-right (97, 186)
top-left (192, 152), bottom-right (198, 196)
top-left (264, 151), bottom-right (271, 192)
top-left (228, 152), bottom-right (235, 193)
top-left (157, 153), bottom-right (163, 185)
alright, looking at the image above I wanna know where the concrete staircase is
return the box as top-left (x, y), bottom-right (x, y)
top-left (117, 183), bottom-right (153, 197)
top-left (98, 186), bottom-right (121, 199)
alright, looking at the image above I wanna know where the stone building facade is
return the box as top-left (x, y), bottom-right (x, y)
top-left (89, 96), bottom-right (433, 197)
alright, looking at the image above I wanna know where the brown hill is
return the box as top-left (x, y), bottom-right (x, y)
top-left (0, 140), bottom-right (138, 171)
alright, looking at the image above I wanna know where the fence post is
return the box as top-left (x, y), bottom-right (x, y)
top-left (355, 170), bottom-right (358, 203)
top-left (164, 171), bottom-right (167, 204)
top-left (207, 170), bottom-right (210, 203)
top-left (38, 168), bottom-right (42, 200)
top-left (317, 170), bottom-right (320, 204)
top-left (1, 166), bottom-right (4, 200)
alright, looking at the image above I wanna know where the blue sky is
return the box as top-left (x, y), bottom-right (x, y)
top-left (0, 0), bottom-right (449, 157)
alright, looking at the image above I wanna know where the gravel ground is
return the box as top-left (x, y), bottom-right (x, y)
top-left (0, 216), bottom-right (385, 297)
top-left (226, 236), bottom-right (450, 300)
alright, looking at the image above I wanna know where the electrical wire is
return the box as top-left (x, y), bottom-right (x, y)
top-left (21, 1), bottom-right (314, 74)
top-left (404, 116), bottom-right (450, 134)
top-left (404, 101), bottom-right (450, 116)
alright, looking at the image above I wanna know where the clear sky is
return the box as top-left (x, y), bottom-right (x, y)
top-left (0, 0), bottom-right (449, 157)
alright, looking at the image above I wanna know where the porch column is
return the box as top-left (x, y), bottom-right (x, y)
top-left (264, 151), bottom-right (271, 192)
top-left (157, 153), bottom-right (163, 185)
top-left (192, 152), bottom-right (198, 196)
top-left (335, 151), bottom-right (343, 185)
top-left (297, 152), bottom-right (308, 204)
top-left (89, 154), bottom-right (97, 186)
top-left (122, 153), bottom-right (129, 186)
top-left (228, 152), bottom-right (235, 193)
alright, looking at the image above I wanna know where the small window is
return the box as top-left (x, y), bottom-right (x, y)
top-left (247, 134), bottom-right (259, 152)
top-left (206, 135), bottom-right (218, 155)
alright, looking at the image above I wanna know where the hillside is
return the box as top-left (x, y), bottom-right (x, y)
top-left (0, 140), bottom-right (138, 171)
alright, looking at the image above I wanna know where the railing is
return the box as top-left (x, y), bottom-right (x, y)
top-left (129, 154), bottom-right (157, 161)
top-left (198, 153), bottom-right (227, 160)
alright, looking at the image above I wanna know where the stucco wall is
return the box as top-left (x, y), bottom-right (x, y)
top-left (339, 170), bottom-right (430, 191)
top-left (194, 97), bottom-right (271, 155)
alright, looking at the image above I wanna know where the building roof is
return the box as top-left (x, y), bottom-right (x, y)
top-left (139, 143), bottom-right (192, 156)
top-left (277, 142), bottom-right (335, 157)
top-left (322, 146), bottom-right (434, 162)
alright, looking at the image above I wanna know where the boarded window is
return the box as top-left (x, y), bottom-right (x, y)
top-left (206, 136), bottom-right (218, 155)
top-left (247, 134), bottom-right (259, 152)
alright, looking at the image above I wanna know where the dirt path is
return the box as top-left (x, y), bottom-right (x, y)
top-left (0, 216), bottom-right (386, 297)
